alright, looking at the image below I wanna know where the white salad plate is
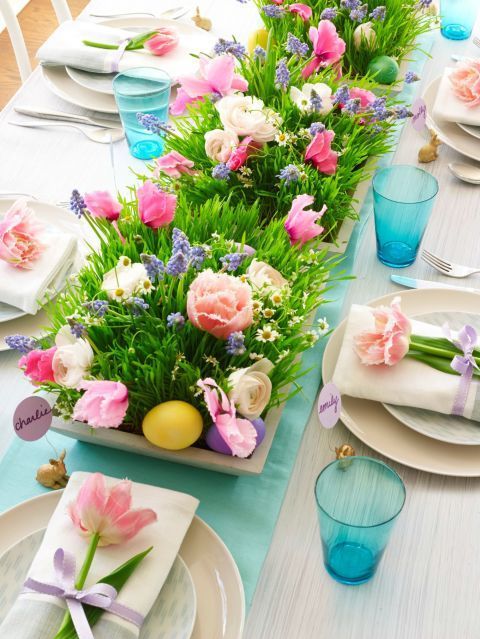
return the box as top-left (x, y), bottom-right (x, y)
top-left (322, 288), bottom-right (480, 477)
top-left (457, 122), bottom-right (480, 140)
top-left (0, 529), bottom-right (197, 638)
top-left (0, 491), bottom-right (245, 638)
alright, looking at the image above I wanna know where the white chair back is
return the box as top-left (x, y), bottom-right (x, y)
top-left (0, 0), bottom-right (72, 83)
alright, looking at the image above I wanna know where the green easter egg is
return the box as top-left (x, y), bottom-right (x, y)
top-left (367, 56), bottom-right (400, 85)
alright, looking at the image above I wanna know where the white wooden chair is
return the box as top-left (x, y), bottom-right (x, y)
top-left (0, 0), bottom-right (72, 82)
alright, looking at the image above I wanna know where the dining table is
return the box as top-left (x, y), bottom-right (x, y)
top-left (1, 2), bottom-right (480, 637)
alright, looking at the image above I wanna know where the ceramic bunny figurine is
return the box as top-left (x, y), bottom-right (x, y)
top-left (418, 129), bottom-right (442, 163)
top-left (36, 450), bottom-right (69, 489)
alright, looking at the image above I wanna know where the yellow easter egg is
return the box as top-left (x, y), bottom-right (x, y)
top-left (142, 401), bottom-right (203, 450)
top-left (248, 28), bottom-right (269, 55)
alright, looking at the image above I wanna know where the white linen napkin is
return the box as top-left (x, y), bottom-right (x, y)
top-left (332, 304), bottom-right (480, 421)
top-left (432, 66), bottom-right (480, 126)
top-left (0, 472), bottom-right (199, 638)
top-left (0, 229), bottom-right (76, 315)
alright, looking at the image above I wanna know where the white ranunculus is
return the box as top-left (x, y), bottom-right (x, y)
top-left (52, 325), bottom-right (94, 388)
top-left (204, 128), bottom-right (239, 163)
top-left (216, 95), bottom-right (282, 144)
top-left (353, 22), bottom-right (376, 49)
top-left (228, 358), bottom-right (274, 419)
top-left (101, 262), bottom-right (149, 300)
top-left (290, 83), bottom-right (334, 115)
top-left (247, 259), bottom-right (288, 292)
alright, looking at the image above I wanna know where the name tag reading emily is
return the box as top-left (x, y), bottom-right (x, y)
top-left (13, 396), bottom-right (53, 441)
top-left (317, 382), bottom-right (341, 430)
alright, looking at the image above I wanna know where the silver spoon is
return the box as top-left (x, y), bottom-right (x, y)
top-left (9, 121), bottom-right (124, 144)
top-left (90, 6), bottom-right (188, 19)
top-left (448, 162), bottom-right (480, 185)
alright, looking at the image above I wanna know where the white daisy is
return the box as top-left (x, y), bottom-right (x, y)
top-left (136, 279), bottom-right (155, 295)
top-left (263, 308), bottom-right (275, 319)
top-left (270, 291), bottom-right (283, 306)
top-left (118, 256), bottom-right (132, 268)
top-left (317, 317), bottom-right (330, 336)
top-left (256, 324), bottom-right (280, 342)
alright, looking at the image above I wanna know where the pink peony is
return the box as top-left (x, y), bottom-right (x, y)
top-left (305, 128), bottom-right (338, 174)
top-left (289, 3), bottom-right (313, 21)
top-left (68, 472), bottom-right (157, 546)
top-left (73, 380), bottom-right (129, 429)
top-left (154, 151), bottom-right (196, 179)
top-left (84, 191), bottom-right (122, 221)
top-left (354, 297), bottom-right (412, 366)
top-left (302, 20), bottom-right (346, 79)
top-left (0, 199), bottom-right (45, 269)
top-left (285, 194), bottom-right (326, 246)
top-left (144, 27), bottom-right (179, 56)
top-left (19, 346), bottom-right (56, 384)
top-left (170, 55), bottom-right (248, 115)
top-left (348, 86), bottom-right (376, 109)
top-left (187, 269), bottom-right (253, 339)
top-left (137, 180), bottom-right (177, 229)
top-left (449, 60), bottom-right (480, 108)
top-left (226, 136), bottom-right (260, 171)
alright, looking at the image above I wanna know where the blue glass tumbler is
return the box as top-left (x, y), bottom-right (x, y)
top-left (372, 165), bottom-right (438, 268)
top-left (113, 67), bottom-right (171, 160)
top-left (440, 0), bottom-right (478, 40)
top-left (315, 457), bottom-right (405, 585)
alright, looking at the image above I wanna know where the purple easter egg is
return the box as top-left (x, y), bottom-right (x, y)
top-left (251, 418), bottom-right (266, 445)
top-left (205, 424), bottom-right (233, 455)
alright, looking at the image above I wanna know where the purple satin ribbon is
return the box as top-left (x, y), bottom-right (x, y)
top-left (109, 38), bottom-right (131, 73)
top-left (22, 548), bottom-right (144, 639)
top-left (443, 324), bottom-right (479, 416)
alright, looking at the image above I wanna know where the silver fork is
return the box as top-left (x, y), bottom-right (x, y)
top-left (421, 249), bottom-right (480, 278)
top-left (473, 36), bottom-right (480, 48)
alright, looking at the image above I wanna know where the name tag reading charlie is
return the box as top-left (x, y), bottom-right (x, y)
top-left (13, 396), bottom-right (52, 441)
top-left (317, 382), bottom-right (341, 429)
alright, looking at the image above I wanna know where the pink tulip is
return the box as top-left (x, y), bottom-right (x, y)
top-left (73, 380), bottom-right (129, 429)
top-left (0, 199), bottom-right (45, 269)
top-left (187, 269), bottom-right (253, 339)
top-left (198, 378), bottom-right (257, 458)
top-left (305, 129), bottom-right (338, 175)
top-left (19, 346), bottom-right (56, 384)
top-left (144, 27), bottom-right (179, 56)
top-left (284, 194), bottom-right (326, 246)
top-left (68, 472), bottom-right (157, 546)
top-left (449, 60), bottom-right (480, 107)
top-left (170, 55), bottom-right (248, 115)
top-left (84, 191), bottom-right (122, 221)
top-left (272, 0), bottom-right (284, 3)
top-left (154, 150), bottom-right (196, 179)
top-left (354, 297), bottom-right (412, 366)
top-left (302, 20), bottom-right (346, 79)
top-left (289, 3), bottom-right (313, 21)
top-left (226, 136), bottom-right (259, 171)
top-left (137, 180), bottom-right (177, 229)
top-left (348, 86), bottom-right (376, 109)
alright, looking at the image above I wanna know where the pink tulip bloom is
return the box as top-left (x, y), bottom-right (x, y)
top-left (348, 86), bottom-right (376, 109)
top-left (354, 297), bottom-right (412, 366)
top-left (198, 378), bottom-right (257, 458)
top-left (302, 20), bottom-right (346, 79)
top-left (19, 346), bottom-right (56, 384)
top-left (285, 194), bottom-right (326, 246)
top-left (137, 180), bottom-right (177, 229)
top-left (226, 136), bottom-right (259, 171)
top-left (73, 380), bottom-right (129, 429)
top-left (289, 3), bottom-right (313, 21)
top-left (187, 269), bottom-right (253, 339)
top-left (0, 199), bottom-right (45, 269)
top-left (305, 128), bottom-right (338, 175)
top-left (170, 55), bottom-right (248, 115)
top-left (144, 27), bottom-right (179, 56)
top-left (154, 150), bottom-right (196, 179)
top-left (84, 191), bottom-right (122, 221)
top-left (272, 0), bottom-right (284, 3)
top-left (68, 472), bottom-right (157, 546)
top-left (449, 59), bottom-right (480, 107)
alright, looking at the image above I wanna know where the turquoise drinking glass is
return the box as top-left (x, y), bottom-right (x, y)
top-left (372, 165), bottom-right (438, 268)
top-left (315, 457), bottom-right (406, 585)
top-left (113, 67), bottom-right (171, 160)
top-left (440, 0), bottom-right (478, 40)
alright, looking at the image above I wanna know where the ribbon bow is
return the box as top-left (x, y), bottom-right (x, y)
top-left (106, 38), bottom-right (132, 73)
top-left (443, 324), bottom-right (479, 416)
top-left (23, 548), bottom-right (144, 639)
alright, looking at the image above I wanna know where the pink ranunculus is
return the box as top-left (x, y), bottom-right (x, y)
top-left (354, 297), bottom-right (412, 366)
top-left (154, 151), bottom-right (196, 179)
top-left (144, 27), bottom-right (179, 56)
top-left (187, 269), bottom-right (253, 339)
top-left (137, 180), bottom-right (177, 229)
top-left (449, 60), bottom-right (480, 108)
top-left (289, 3), bottom-right (313, 21)
top-left (285, 194), bottom-right (326, 246)
top-left (170, 55), bottom-right (249, 115)
top-left (73, 380), bottom-right (129, 429)
top-left (305, 128), bottom-right (338, 175)
top-left (0, 199), bottom-right (45, 269)
top-left (84, 191), bottom-right (122, 221)
top-left (68, 472), bottom-right (157, 546)
top-left (302, 20), bottom-right (346, 79)
top-left (19, 346), bottom-right (57, 384)
top-left (348, 86), bottom-right (376, 109)
top-left (226, 136), bottom-right (260, 171)
top-left (198, 378), bottom-right (257, 458)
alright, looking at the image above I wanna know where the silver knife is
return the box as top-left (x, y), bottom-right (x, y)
top-left (391, 274), bottom-right (479, 293)
top-left (14, 107), bottom-right (121, 130)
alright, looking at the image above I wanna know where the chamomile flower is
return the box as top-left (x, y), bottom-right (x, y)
top-left (118, 256), bottom-right (132, 268)
top-left (270, 291), bottom-right (283, 306)
top-left (249, 352), bottom-right (264, 361)
top-left (304, 330), bottom-right (320, 345)
top-left (263, 308), bottom-right (275, 319)
top-left (113, 287), bottom-right (128, 301)
top-left (137, 279), bottom-right (155, 295)
top-left (276, 349), bottom-right (290, 362)
top-left (317, 317), bottom-right (330, 335)
top-left (288, 315), bottom-right (303, 327)
top-left (203, 355), bottom-right (219, 366)
top-left (239, 274), bottom-right (248, 283)
top-left (256, 324), bottom-right (280, 342)
top-left (252, 299), bottom-right (264, 314)
top-left (275, 131), bottom-right (296, 146)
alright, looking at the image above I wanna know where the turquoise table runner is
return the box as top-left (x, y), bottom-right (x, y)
top-left (0, 40), bottom-right (431, 608)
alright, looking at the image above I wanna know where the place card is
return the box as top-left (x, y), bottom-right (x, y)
top-left (317, 382), bottom-right (341, 429)
top-left (13, 396), bottom-right (53, 441)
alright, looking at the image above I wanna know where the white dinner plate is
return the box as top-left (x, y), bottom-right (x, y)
top-left (0, 491), bottom-right (245, 638)
top-left (322, 288), bottom-right (480, 477)
top-left (424, 77), bottom-right (480, 162)
top-left (457, 122), bottom-right (480, 140)
top-left (0, 529), bottom-right (197, 638)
